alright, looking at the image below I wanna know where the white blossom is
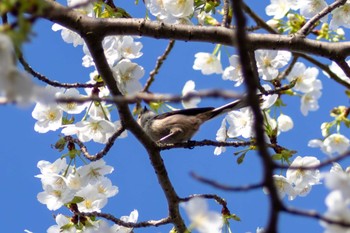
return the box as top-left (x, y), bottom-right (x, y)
top-left (300, 90), bottom-right (322, 116)
top-left (76, 184), bottom-right (108, 212)
top-left (193, 52), bottom-right (223, 75)
top-left (181, 197), bottom-right (223, 233)
top-left (222, 55), bottom-right (244, 86)
top-left (112, 59), bottom-right (144, 95)
top-left (324, 163), bottom-right (350, 199)
top-left (277, 114), bottom-right (294, 133)
top-left (268, 175), bottom-right (297, 200)
top-left (86, 70), bottom-right (111, 97)
top-left (323, 133), bottom-right (350, 155)
top-left (37, 183), bottom-right (75, 211)
top-left (182, 80), bottom-right (201, 109)
top-left (36, 158), bottom-right (68, 176)
top-left (95, 177), bottom-right (119, 198)
top-left (286, 62), bottom-right (320, 93)
top-left (52, 24), bottom-right (84, 47)
top-left (260, 84), bottom-right (278, 109)
top-left (83, 36), bottom-right (121, 67)
top-left (78, 159), bottom-right (114, 185)
top-left (47, 214), bottom-right (75, 233)
top-left (324, 60), bottom-right (350, 84)
top-left (321, 190), bottom-right (350, 233)
top-left (255, 50), bottom-right (291, 80)
top-left (110, 210), bottom-right (139, 233)
top-left (298, 0), bottom-right (328, 21)
top-left (0, 68), bottom-right (36, 106)
top-left (226, 107), bottom-right (254, 138)
top-left (163, 0), bottom-right (194, 18)
top-left (265, 0), bottom-right (298, 19)
top-left (329, 2), bottom-right (350, 30)
top-left (286, 156), bottom-right (321, 198)
top-left (214, 118), bottom-right (227, 155)
top-left (74, 117), bottom-right (116, 144)
top-left (118, 36), bottom-right (143, 59)
top-left (57, 88), bottom-right (88, 114)
top-left (145, 0), bottom-right (193, 23)
top-left (51, 0), bottom-right (94, 47)
top-left (32, 102), bottom-right (63, 133)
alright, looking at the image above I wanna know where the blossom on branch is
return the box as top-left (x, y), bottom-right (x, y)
top-left (298, 0), bottom-right (328, 21)
top-left (182, 80), bottom-right (201, 108)
top-left (181, 197), bottom-right (223, 233)
top-left (308, 133), bottom-right (350, 156)
top-left (193, 52), bottom-right (223, 75)
top-left (145, 0), bottom-right (194, 23)
top-left (222, 55), bottom-right (244, 87)
top-left (265, 0), bottom-right (299, 19)
top-left (255, 50), bottom-right (291, 81)
top-left (112, 59), bottom-right (144, 95)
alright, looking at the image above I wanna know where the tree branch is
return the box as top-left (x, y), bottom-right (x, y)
top-left (82, 33), bottom-right (187, 232)
top-left (231, 1), bottom-right (282, 233)
top-left (36, 0), bottom-right (350, 60)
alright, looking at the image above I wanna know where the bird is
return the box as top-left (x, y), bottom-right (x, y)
top-left (137, 98), bottom-right (250, 143)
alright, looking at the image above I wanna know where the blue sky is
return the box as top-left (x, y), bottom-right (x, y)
top-left (1, 0), bottom-right (349, 233)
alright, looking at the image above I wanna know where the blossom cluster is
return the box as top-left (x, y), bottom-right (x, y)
top-left (213, 83), bottom-right (294, 155)
top-left (31, 0), bottom-right (145, 143)
top-left (269, 156), bottom-right (321, 200)
top-left (36, 157), bottom-right (138, 232)
top-left (0, 33), bottom-right (45, 106)
top-left (308, 105), bottom-right (350, 157)
top-left (266, 0), bottom-right (350, 30)
top-left (145, 0), bottom-right (194, 24)
top-left (321, 163), bottom-right (350, 232)
top-left (31, 0), bottom-right (145, 232)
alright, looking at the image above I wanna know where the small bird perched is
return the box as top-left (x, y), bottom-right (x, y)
top-left (137, 98), bottom-right (250, 143)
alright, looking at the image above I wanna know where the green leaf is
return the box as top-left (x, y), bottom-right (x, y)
top-left (229, 214), bottom-right (241, 221)
top-left (272, 153), bottom-right (282, 160)
top-left (53, 137), bottom-right (67, 152)
top-left (60, 222), bottom-right (74, 231)
top-left (70, 196), bottom-right (84, 204)
top-left (345, 90), bottom-right (350, 98)
top-left (236, 153), bottom-right (246, 164)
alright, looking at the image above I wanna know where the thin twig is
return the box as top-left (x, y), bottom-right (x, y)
top-left (242, 2), bottom-right (278, 34)
top-left (296, 53), bottom-right (350, 89)
top-left (277, 56), bottom-right (299, 80)
top-left (81, 212), bottom-right (172, 228)
top-left (221, 0), bottom-right (231, 27)
top-left (65, 126), bottom-right (126, 161)
top-left (334, 59), bottom-right (350, 84)
top-left (55, 84), bottom-right (295, 105)
top-left (275, 150), bottom-right (350, 170)
top-left (282, 205), bottom-right (350, 228)
top-left (18, 53), bottom-right (101, 88)
top-left (143, 40), bottom-right (175, 93)
top-left (191, 172), bottom-right (264, 191)
top-left (180, 194), bottom-right (227, 207)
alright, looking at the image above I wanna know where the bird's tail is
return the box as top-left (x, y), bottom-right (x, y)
top-left (208, 97), bottom-right (250, 119)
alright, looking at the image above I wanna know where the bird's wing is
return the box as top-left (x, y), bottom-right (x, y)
top-left (158, 127), bottom-right (184, 143)
top-left (153, 107), bottom-right (215, 120)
